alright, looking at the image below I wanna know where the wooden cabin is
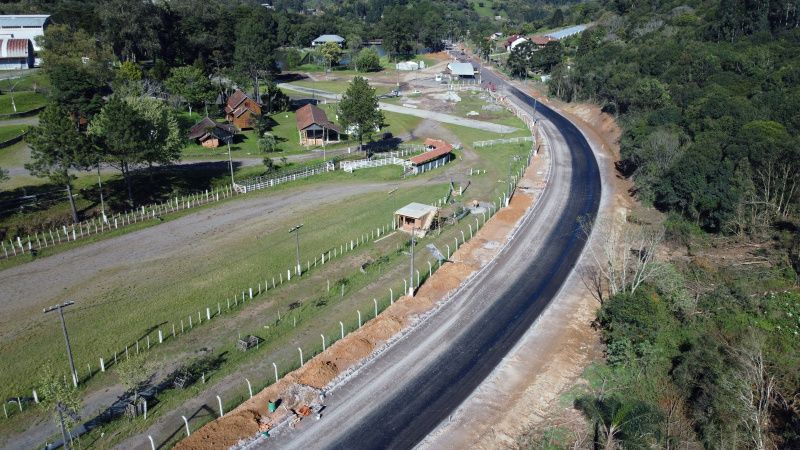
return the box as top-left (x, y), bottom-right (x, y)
top-left (295, 104), bottom-right (341, 146)
top-left (224, 90), bottom-right (261, 130)
top-left (188, 116), bottom-right (236, 148)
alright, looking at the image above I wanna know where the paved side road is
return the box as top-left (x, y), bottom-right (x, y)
top-left (278, 83), bottom-right (519, 134)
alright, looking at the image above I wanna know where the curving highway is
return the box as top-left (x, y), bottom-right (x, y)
top-left (266, 67), bottom-right (602, 449)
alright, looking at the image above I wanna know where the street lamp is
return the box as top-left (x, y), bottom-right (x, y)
top-left (289, 224), bottom-right (304, 276)
top-left (44, 301), bottom-right (78, 388)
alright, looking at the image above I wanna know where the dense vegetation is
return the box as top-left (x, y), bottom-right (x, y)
top-left (516, 1), bottom-right (800, 449)
top-left (547, 0), bottom-right (800, 234)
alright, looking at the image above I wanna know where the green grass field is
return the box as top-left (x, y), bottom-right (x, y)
top-left (0, 91), bottom-right (47, 115)
top-left (0, 83), bottom-right (537, 446)
top-left (0, 124), bottom-right (28, 142)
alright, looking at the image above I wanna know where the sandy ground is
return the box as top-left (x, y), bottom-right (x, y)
top-left (173, 120), bottom-right (548, 450)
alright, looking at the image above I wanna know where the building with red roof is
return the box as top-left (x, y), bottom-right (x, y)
top-left (224, 89), bottom-right (261, 130)
top-left (409, 139), bottom-right (454, 174)
top-left (295, 104), bottom-right (341, 146)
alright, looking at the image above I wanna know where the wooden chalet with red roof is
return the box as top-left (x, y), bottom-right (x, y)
top-left (295, 104), bottom-right (341, 146)
top-left (188, 116), bottom-right (236, 148)
top-left (224, 89), bottom-right (261, 130)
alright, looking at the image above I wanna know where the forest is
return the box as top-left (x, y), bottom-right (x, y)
top-left (534, 1), bottom-right (800, 449)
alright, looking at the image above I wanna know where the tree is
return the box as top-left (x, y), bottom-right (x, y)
top-left (260, 80), bottom-right (290, 114)
top-left (346, 33), bottom-right (363, 70)
top-left (116, 353), bottom-right (155, 405)
top-left (381, 6), bottom-right (415, 60)
top-left (38, 363), bottom-right (81, 450)
top-left (338, 77), bottom-right (384, 152)
top-left (234, 9), bottom-right (279, 100)
top-left (165, 66), bottom-right (215, 115)
top-left (95, 0), bottom-right (161, 61)
top-left (26, 104), bottom-right (93, 223)
top-left (259, 134), bottom-right (278, 153)
top-left (507, 41), bottom-right (534, 78)
top-left (478, 38), bottom-right (493, 61)
top-left (126, 96), bottom-right (184, 172)
top-left (575, 395), bottom-right (663, 449)
top-left (354, 47), bottom-right (382, 72)
top-left (318, 41), bottom-right (343, 71)
top-left (90, 97), bottom-right (150, 206)
top-left (578, 215), bottom-right (666, 304)
top-left (531, 41), bottom-right (564, 72)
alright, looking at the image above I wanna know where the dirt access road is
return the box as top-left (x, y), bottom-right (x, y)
top-left (264, 73), bottom-right (602, 448)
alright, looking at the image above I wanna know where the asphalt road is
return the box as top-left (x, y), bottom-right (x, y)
top-left (266, 69), bottom-right (601, 449)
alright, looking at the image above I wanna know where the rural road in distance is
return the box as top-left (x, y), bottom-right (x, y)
top-left (266, 65), bottom-right (602, 449)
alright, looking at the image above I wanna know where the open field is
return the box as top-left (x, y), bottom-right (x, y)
top-left (0, 91), bottom-right (46, 115)
top-left (0, 124), bottom-right (28, 142)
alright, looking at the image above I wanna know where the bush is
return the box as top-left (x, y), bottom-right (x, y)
top-left (354, 48), bottom-right (381, 72)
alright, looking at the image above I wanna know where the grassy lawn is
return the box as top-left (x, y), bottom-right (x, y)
top-left (0, 91), bottom-right (47, 115)
top-left (0, 99), bottom-right (536, 445)
top-left (473, 1), bottom-right (504, 18)
top-left (0, 70), bottom-right (49, 92)
top-left (0, 124), bottom-right (28, 142)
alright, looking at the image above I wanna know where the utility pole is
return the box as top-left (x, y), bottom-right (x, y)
top-left (408, 226), bottom-right (416, 297)
top-left (57, 404), bottom-right (71, 450)
top-left (226, 135), bottom-right (235, 187)
top-left (44, 301), bottom-right (78, 388)
top-left (97, 165), bottom-right (106, 223)
top-left (289, 224), bottom-right (304, 276)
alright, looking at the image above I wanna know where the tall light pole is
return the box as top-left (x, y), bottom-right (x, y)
top-left (289, 224), bottom-right (304, 276)
top-left (44, 301), bottom-right (78, 388)
top-left (408, 226), bottom-right (416, 297)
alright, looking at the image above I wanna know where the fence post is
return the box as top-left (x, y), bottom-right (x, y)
top-left (182, 415), bottom-right (191, 437)
top-left (216, 395), bottom-right (224, 417)
top-left (273, 362), bottom-right (278, 383)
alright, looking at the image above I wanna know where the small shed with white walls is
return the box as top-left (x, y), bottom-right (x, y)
top-left (395, 203), bottom-right (439, 236)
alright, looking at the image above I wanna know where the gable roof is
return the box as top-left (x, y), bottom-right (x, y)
top-left (447, 62), bottom-right (475, 77)
top-left (544, 24), bottom-right (589, 40)
top-left (411, 139), bottom-right (453, 165)
top-left (509, 37), bottom-right (528, 50)
top-left (295, 104), bottom-right (340, 132)
top-left (188, 116), bottom-right (236, 140)
top-left (224, 89), bottom-right (254, 113)
top-left (312, 34), bottom-right (345, 43)
top-left (529, 35), bottom-right (556, 46)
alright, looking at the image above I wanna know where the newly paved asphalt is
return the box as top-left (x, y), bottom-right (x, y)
top-left (268, 67), bottom-right (601, 449)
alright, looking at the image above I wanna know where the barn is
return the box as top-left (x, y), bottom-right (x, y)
top-left (224, 90), bottom-right (261, 130)
top-left (0, 39), bottom-right (33, 70)
top-left (296, 104), bottom-right (341, 146)
top-left (188, 116), bottom-right (236, 148)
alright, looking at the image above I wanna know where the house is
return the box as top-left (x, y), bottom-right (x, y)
top-left (0, 39), bottom-right (33, 70)
top-left (224, 90), bottom-right (261, 130)
top-left (188, 116), bottom-right (236, 148)
top-left (394, 202), bottom-right (439, 236)
top-left (508, 36), bottom-right (528, 51)
top-left (0, 15), bottom-right (49, 49)
top-left (446, 62), bottom-right (476, 80)
top-left (504, 34), bottom-right (521, 51)
top-left (311, 34), bottom-right (345, 47)
top-left (408, 138), bottom-right (454, 175)
top-left (529, 35), bottom-right (556, 48)
top-left (295, 104), bottom-right (341, 146)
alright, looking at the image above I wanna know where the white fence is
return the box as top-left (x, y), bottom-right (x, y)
top-left (1, 185), bottom-right (237, 260)
top-left (341, 157), bottom-right (411, 173)
top-left (233, 162), bottom-right (335, 194)
top-left (473, 136), bottom-right (534, 147)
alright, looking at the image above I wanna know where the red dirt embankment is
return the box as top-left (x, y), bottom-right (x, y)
top-left (176, 152), bottom-right (546, 450)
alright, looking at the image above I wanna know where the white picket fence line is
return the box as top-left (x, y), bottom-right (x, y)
top-left (473, 136), bottom-right (534, 147)
top-left (341, 157), bottom-right (411, 173)
top-left (233, 162), bottom-right (335, 194)
top-left (1, 185), bottom-right (237, 260)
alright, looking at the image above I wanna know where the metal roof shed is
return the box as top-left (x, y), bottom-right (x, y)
top-left (395, 203), bottom-right (439, 236)
top-left (312, 34), bottom-right (345, 47)
top-left (447, 62), bottom-right (475, 77)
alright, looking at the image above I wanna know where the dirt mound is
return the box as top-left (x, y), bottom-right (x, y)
top-left (366, 315), bottom-right (403, 340)
top-left (175, 410), bottom-right (260, 450)
top-left (298, 360), bottom-right (338, 388)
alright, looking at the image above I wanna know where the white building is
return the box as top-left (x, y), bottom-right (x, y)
top-left (311, 34), bottom-right (345, 47)
top-left (0, 15), bottom-right (50, 68)
top-left (0, 39), bottom-right (33, 70)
